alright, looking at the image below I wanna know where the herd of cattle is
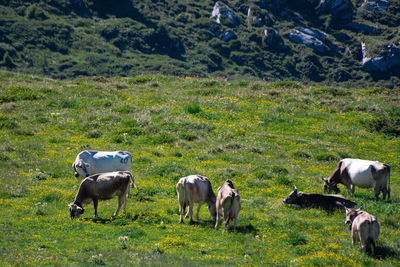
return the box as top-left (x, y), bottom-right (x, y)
top-left (68, 151), bottom-right (392, 255)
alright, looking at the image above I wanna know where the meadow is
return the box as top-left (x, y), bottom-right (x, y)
top-left (0, 70), bottom-right (399, 266)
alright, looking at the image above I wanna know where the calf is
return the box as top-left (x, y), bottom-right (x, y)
top-left (283, 186), bottom-right (356, 210)
top-left (323, 158), bottom-right (390, 200)
top-left (344, 207), bottom-right (380, 255)
top-left (215, 179), bottom-right (241, 232)
top-left (176, 175), bottom-right (217, 223)
top-left (68, 171), bottom-right (133, 219)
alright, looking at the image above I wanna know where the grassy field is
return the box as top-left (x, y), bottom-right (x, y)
top-left (0, 70), bottom-right (399, 266)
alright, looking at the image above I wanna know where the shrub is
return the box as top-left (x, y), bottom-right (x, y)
top-left (127, 76), bottom-right (153, 84)
top-left (367, 117), bottom-right (400, 137)
top-left (315, 153), bottom-right (337, 161)
top-left (184, 102), bottom-right (201, 114)
top-left (0, 116), bottom-right (18, 129)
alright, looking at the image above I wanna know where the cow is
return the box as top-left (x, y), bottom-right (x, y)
top-left (344, 207), bottom-right (380, 256)
top-left (215, 179), bottom-right (241, 232)
top-left (72, 151), bottom-right (132, 179)
top-left (176, 175), bottom-right (217, 223)
top-left (68, 171), bottom-right (133, 219)
top-left (323, 158), bottom-right (391, 200)
top-left (283, 186), bottom-right (356, 210)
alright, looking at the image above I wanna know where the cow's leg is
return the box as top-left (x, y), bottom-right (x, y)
top-left (370, 241), bottom-right (375, 256)
top-left (223, 211), bottom-right (230, 233)
top-left (196, 202), bottom-right (203, 221)
top-left (374, 184), bottom-right (380, 200)
top-left (188, 199), bottom-right (194, 222)
top-left (233, 214), bottom-right (237, 231)
top-left (349, 184), bottom-right (355, 195)
top-left (215, 209), bottom-right (220, 229)
top-left (93, 198), bottom-right (98, 218)
top-left (179, 202), bottom-right (185, 223)
top-left (351, 230), bottom-right (356, 246)
top-left (122, 193), bottom-right (127, 214)
top-left (114, 194), bottom-right (125, 216)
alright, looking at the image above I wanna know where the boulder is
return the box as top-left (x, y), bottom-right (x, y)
top-left (286, 29), bottom-right (326, 53)
top-left (263, 29), bottom-right (283, 46)
top-left (221, 30), bottom-right (236, 41)
top-left (361, 0), bottom-right (390, 13)
top-left (315, 0), bottom-right (353, 21)
top-left (344, 22), bottom-right (380, 35)
top-left (362, 42), bottom-right (400, 72)
top-left (212, 2), bottom-right (239, 26)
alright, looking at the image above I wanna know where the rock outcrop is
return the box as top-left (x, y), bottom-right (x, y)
top-left (286, 28), bottom-right (333, 53)
top-left (212, 2), bottom-right (239, 27)
top-left (362, 42), bottom-right (400, 72)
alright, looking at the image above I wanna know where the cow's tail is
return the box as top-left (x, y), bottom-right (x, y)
top-left (176, 180), bottom-right (186, 210)
top-left (384, 163), bottom-right (391, 199)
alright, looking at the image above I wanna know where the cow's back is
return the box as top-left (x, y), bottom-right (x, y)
top-left (177, 175), bottom-right (211, 203)
top-left (342, 159), bottom-right (376, 187)
top-left (83, 171), bottom-right (131, 200)
top-left (81, 151), bottom-right (131, 175)
top-left (353, 213), bottom-right (380, 243)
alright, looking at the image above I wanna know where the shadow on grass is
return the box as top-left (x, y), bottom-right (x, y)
top-left (373, 244), bottom-right (400, 260)
top-left (187, 219), bottom-right (257, 234)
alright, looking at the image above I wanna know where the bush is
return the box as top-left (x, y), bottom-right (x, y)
top-left (184, 102), bottom-right (201, 114)
top-left (367, 117), bottom-right (400, 137)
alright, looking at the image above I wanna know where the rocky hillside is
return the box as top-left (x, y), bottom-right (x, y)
top-left (0, 0), bottom-right (399, 87)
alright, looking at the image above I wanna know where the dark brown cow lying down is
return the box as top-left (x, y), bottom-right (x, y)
top-left (283, 186), bottom-right (356, 210)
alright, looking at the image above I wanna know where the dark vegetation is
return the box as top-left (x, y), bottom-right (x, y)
top-left (0, 0), bottom-right (400, 87)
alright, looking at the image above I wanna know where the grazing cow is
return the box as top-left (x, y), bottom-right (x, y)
top-left (215, 179), bottom-right (241, 232)
top-left (283, 186), bottom-right (356, 210)
top-left (344, 207), bottom-right (380, 255)
top-left (68, 171), bottom-right (133, 219)
top-left (176, 175), bottom-right (217, 223)
top-left (323, 158), bottom-right (391, 199)
top-left (72, 151), bottom-right (133, 179)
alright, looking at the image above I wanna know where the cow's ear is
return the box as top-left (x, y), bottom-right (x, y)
top-left (322, 178), bottom-right (327, 182)
top-left (293, 185), bottom-right (297, 191)
top-left (217, 186), bottom-right (222, 191)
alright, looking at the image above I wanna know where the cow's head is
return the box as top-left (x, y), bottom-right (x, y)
top-left (283, 185), bottom-right (302, 204)
top-left (72, 160), bottom-right (90, 179)
top-left (323, 178), bottom-right (340, 194)
top-left (68, 203), bottom-right (84, 219)
top-left (208, 202), bottom-right (217, 220)
top-left (344, 207), bottom-right (361, 229)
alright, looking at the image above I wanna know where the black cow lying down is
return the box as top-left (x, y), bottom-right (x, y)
top-left (283, 186), bottom-right (356, 210)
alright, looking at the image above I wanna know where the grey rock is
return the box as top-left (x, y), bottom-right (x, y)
top-left (221, 30), bottom-right (236, 41)
top-left (286, 29), bottom-right (326, 53)
top-left (211, 2), bottom-right (239, 26)
top-left (344, 22), bottom-right (380, 35)
top-left (263, 29), bottom-right (283, 46)
top-left (362, 42), bottom-right (400, 72)
top-left (362, 0), bottom-right (390, 13)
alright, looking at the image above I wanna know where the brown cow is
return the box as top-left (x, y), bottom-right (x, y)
top-left (176, 175), bottom-right (217, 223)
top-left (283, 186), bottom-right (356, 210)
top-left (344, 207), bottom-right (380, 255)
top-left (323, 158), bottom-right (390, 200)
top-left (68, 171), bottom-right (133, 219)
top-left (215, 179), bottom-right (241, 232)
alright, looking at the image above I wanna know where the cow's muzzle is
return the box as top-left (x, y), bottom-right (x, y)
top-left (74, 172), bottom-right (79, 178)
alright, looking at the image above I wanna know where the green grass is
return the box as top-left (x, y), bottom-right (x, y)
top-left (0, 70), bottom-right (399, 265)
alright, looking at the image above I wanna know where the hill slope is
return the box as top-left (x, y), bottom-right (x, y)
top-left (1, 0), bottom-right (400, 87)
top-left (0, 71), bottom-right (399, 265)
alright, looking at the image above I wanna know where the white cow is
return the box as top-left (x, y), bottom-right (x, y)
top-left (176, 175), bottom-right (217, 223)
top-left (345, 207), bottom-right (380, 256)
top-left (72, 151), bottom-right (132, 179)
top-left (215, 179), bottom-right (241, 232)
top-left (323, 158), bottom-right (391, 199)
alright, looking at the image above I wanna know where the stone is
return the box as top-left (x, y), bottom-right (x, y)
top-left (211, 2), bottom-right (239, 26)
